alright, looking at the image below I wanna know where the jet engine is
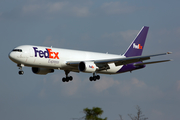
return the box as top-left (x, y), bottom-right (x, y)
top-left (78, 61), bottom-right (98, 73)
top-left (32, 67), bottom-right (54, 75)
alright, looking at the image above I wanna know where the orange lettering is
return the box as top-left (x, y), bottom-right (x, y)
top-left (54, 52), bottom-right (59, 59)
top-left (47, 49), bottom-right (54, 59)
top-left (139, 44), bottom-right (143, 49)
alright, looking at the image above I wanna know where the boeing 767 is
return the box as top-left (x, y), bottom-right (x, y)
top-left (9, 26), bottom-right (172, 82)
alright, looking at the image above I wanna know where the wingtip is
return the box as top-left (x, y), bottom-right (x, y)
top-left (167, 52), bottom-right (172, 54)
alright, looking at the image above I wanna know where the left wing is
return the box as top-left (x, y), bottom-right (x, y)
top-left (66, 52), bottom-right (172, 70)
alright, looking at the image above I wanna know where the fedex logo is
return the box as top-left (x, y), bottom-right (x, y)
top-left (33, 47), bottom-right (59, 59)
top-left (133, 43), bottom-right (142, 49)
top-left (89, 65), bottom-right (95, 69)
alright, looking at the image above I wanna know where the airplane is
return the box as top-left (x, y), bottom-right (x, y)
top-left (9, 26), bottom-right (172, 82)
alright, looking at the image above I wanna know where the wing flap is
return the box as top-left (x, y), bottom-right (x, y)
top-left (134, 59), bottom-right (172, 66)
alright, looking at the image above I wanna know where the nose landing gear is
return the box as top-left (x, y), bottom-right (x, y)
top-left (17, 64), bottom-right (24, 75)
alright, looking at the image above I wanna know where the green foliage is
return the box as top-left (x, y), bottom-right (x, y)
top-left (83, 107), bottom-right (107, 120)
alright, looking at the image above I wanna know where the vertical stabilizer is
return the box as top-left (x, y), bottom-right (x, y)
top-left (124, 26), bottom-right (149, 57)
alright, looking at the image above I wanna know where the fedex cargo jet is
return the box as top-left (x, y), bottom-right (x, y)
top-left (9, 26), bottom-right (172, 82)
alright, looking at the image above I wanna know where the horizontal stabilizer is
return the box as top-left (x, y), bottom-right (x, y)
top-left (134, 59), bottom-right (172, 66)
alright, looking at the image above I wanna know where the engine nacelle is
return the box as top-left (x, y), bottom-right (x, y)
top-left (32, 67), bottom-right (54, 75)
top-left (78, 61), bottom-right (98, 73)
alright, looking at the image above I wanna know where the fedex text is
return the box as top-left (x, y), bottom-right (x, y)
top-left (33, 47), bottom-right (59, 59)
top-left (89, 65), bottom-right (95, 68)
top-left (133, 43), bottom-right (142, 49)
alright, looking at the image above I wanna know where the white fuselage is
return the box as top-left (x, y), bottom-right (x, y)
top-left (9, 45), bottom-right (125, 74)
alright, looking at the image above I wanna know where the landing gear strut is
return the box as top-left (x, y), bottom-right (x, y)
top-left (89, 73), bottom-right (100, 81)
top-left (62, 70), bottom-right (73, 82)
top-left (17, 64), bottom-right (24, 75)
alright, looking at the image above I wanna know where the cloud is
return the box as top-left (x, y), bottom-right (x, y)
top-left (71, 6), bottom-right (90, 17)
top-left (39, 88), bottom-right (46, 98)
top-left (47, 2), bottom-right (68, 13)
top-left (151, 109), bottom-right (164, 119)
top-left (118, 78), bottom-right (147, 96)
top-left (93, 76), bottom-right (120, 93)
top-left (100, 2), bottom-right (135, 15)
top-left (22, 1), bottom-right (90, 18)
top-left (113, 78), bottom-right (164, 101)
top-left (0, 1), bottom-right (138, 21)
top-left (50, 73), bottom-right (87, 96)
top-left (176, 27), bottom-right (180, 35)
top-left (120, 30), bottom-right (139, 41)
top-left (37, 72), bottom-right (164, 102)
top-left (131, 78), bottom-right (146, 87)
top-left (22, 2), bottom-right (67, 16)
top-left (102, 29), bottom-right (139, 42)
top-left (22, 4), bottom-right (42, 14)
top-left (43, 36), bottom-right (63, 48)
top-left (0, 1), bottom-right (137, 21)
top-left (0, 1), bottom-right (92, 21)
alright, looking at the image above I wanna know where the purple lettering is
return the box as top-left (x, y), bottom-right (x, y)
top-left (44, 49), bottom-right (49, 58)
top-left (39, 50), bottom-right (44, 58)
top-left (33, 47), bottom-right (38, 57)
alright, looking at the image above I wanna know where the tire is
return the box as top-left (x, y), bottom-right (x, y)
top-left (93, 76), bottom-right (96, 81)
top-left (19, 71), bottom-right (24, 75)
top-left (89, 77), bottom-right (93, 81)
top-left (96, 75), bottom-right (100, 80)
top-left (69, 76), bottom-right (73, 81)
top-left (62, 78), bottom-right (66, 82)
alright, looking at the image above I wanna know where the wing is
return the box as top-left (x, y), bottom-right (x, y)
top-left (66, 52), bottom-right (172, 70)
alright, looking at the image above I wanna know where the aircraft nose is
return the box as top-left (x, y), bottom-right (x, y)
top-left (8, 51), bottom-right (15, 61)
top-left (8, 52), bottom-right (13, 59)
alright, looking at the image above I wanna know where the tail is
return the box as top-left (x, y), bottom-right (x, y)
top-left (123, 26), bottom-right (149, 57)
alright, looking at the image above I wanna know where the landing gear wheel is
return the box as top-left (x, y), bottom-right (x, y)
top-left (68, 76), bottom-right (73, 81)
top-left (96, 75), bottom-right (100, 80)
top-left (89, 74), bottom-right (100, 81)
top-left (65, 78), bottom-right (69, 82)
top-left (89, 77), bottom-right (93, 81)
top-left (17, 64), bottom-right (24, 75)
top-left (18, 71), bottom-right (24, 75)
top-left (62, 78), bottom-right (66, 82)
top-left (62, 76), bottom-right (73, 82)
top-left (93, 76), bottom-right (97, 81)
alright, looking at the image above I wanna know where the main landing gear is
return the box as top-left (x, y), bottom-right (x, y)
top-left (89, 73), bottom-right (100, 81)
top-left (62, 70), bottom-right (73, 82)
top-left (17, 64), bottom-right (24, 75)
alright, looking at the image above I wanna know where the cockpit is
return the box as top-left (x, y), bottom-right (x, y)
top-left (12, 49), bottom-right (22, 52)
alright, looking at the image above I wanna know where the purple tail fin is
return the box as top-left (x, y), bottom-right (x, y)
top-left (124, 26), bottom-right (149, 57)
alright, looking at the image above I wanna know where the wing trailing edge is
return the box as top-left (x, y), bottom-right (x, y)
top-left (134, 59), bottom-right (172, 66)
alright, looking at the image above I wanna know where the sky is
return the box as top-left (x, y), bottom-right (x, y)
top-left (0, 0), bottom-right (179, 120)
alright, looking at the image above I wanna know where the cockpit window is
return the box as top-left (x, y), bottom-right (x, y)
top-left (12, 49), bottom-right (22, 52)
